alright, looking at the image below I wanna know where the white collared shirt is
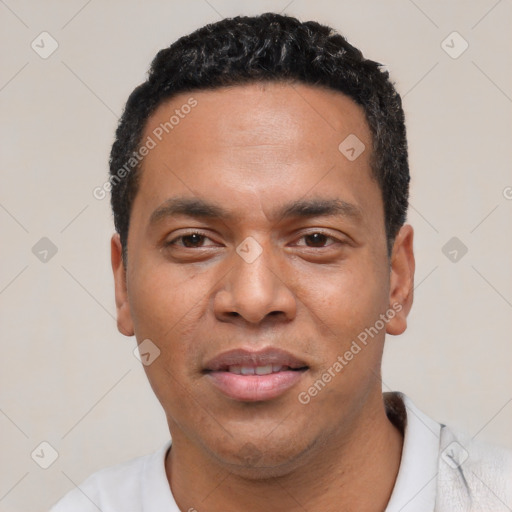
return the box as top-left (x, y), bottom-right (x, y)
top-left (384, 392), bottom-right (441, 512)
top-left (49, 392), bottom-right (512, 511)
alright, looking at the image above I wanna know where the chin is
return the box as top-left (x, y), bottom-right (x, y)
top-left (206, 434), bottom-right (318, 480)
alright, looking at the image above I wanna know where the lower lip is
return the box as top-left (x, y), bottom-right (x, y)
top-left (206, 370), bottom-right (306, 402)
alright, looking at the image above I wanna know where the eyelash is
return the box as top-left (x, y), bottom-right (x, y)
top-left (166, 230), bottom-right (343, 249)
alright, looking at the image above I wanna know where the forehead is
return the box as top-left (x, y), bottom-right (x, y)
top-left (141, 81), bottom-right (371, 161)
top-left (133, 82), bottom-right (380, 230)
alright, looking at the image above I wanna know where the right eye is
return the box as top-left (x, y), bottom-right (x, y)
top-left (166, 231), bottom-right (219, 248)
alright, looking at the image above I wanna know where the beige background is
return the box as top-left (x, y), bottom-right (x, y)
top-left (1, 1), bottom-right (511, 510)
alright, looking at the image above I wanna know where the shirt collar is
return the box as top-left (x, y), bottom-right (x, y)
top-left (384, 391), bottom-right (441, 512)
top-left (141, 439), bottom-right (179, 512)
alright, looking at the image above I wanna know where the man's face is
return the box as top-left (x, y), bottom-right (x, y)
top-left (112, 82), bottom-right (413, 475)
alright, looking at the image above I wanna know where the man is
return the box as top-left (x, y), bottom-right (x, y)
top-left (50, 12), bottom-right (512, 512)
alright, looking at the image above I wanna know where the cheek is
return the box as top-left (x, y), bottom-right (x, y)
top-left (129, 262), bottom-right (212, 412)
top-left (296, 258), bottom-right (389, 343)
top-left (127, 260), bottom-right (212, 386)
top-left (128, 258), bottom-right (207, 336)
top-left (293, 265), bottom-right (389, 415)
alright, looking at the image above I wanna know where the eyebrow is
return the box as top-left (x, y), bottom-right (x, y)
top-left (149, 196), bottom-right (363, 226)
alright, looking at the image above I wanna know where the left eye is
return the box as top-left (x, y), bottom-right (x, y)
top-left (295, 232), bottom-right (339, 248)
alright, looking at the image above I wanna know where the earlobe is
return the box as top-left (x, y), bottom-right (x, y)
top-left (111, 234), bottom-right (134, 337)
top-left (386, 224), bottom-right (415, 336)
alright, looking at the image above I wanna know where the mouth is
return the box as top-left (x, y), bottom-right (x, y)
top-left (217, 364), bottom-right (306, 375)
top-left (203, 348), bottom-right (309, 402)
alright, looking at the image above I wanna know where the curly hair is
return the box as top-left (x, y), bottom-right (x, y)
top-left (109, 12), bottom-right (409, 260)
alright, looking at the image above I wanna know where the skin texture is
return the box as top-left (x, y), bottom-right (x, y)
top-left (111, 82), bottom-right (415, 511)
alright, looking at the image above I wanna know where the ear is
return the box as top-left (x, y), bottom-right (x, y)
top-left (386, 224), bottom-right (415, 336)
top-left (111, 233), bottom-right (134, 337)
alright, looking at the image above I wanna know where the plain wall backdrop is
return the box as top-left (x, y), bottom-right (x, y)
top-left (1, 1), bottom-right (511, 511)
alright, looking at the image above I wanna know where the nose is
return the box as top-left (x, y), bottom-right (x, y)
top-left (213, 241), bottom-right (297, 326)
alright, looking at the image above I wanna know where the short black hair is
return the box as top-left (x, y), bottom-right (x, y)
top-left (109, 12), bottom-right (409, 260)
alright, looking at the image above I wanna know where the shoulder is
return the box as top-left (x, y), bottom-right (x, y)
top-left (385, 392), bottom-right (512, 512)
top-left (436, 425), bottom-right (512, 511)
top-left (49, 442), bottom-right (170, 512)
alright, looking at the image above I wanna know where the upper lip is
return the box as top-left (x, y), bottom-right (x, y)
top-left (203, 348), bottom-right (309, 371)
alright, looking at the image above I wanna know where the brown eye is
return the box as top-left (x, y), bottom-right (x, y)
top-left (303, 233), bottom-right (331, 247)
top-left (180, 233), bottom-right (206, 247)
top-left (296, 232), bottom-right (340, 248)
top-left (167, 231), bottom-right (215, 248)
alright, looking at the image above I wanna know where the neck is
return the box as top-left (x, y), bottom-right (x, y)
top-left (165, 390), bottom-right (403, 512)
